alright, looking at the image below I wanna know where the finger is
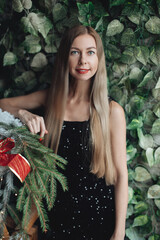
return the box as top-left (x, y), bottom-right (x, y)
top-left (32, 118), bottom-right (39, 134)
top-left (39, 117), bottom-right (46, 137)
top-left (27, 120), bottom-right (35, 134)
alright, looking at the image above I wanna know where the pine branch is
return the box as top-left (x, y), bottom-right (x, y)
top-left (48, 176), bottom-right (57, 210)
top-left (22, 195), bottom-right (31, 229)
top-left (35, 170), bottom-right (52, 207)
top-left (0, 116), bottom-right (68, 233)
top-left (32, 195), bottom-right (49, 232)
top-left (37, 167), bottom-right (68, 192)
top-left (7, 204), bottom-right (21, 226)
top-left (16, 185), bottom-right (27, 211)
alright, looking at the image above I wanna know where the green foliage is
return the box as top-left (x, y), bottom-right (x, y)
top-left (0, 0), bottom-right (160, 239)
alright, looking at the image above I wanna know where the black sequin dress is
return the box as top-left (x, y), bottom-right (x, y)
top-left (40, 120), bottom-right (115, 240)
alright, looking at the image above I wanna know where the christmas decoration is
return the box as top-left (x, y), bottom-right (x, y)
top-left (0, 109), bottom-right (68, 239)
top-left (0, 137), bottom-right (31, 182)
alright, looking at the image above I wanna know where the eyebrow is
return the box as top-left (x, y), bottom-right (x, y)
top-left (70, 47), bottom-right (97, 50)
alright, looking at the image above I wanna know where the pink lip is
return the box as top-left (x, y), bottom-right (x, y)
top-left (76, 69), bottom-right (90, 74)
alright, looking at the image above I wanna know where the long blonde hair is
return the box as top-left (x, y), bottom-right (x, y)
top-left (44, 25), bottom-right (117, 185)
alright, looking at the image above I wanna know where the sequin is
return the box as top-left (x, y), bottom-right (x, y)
top-left (40, 120), bottom-right (115, 240)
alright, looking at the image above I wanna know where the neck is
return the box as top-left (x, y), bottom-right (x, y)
top-left (69, 78), bottom-right (91, 102)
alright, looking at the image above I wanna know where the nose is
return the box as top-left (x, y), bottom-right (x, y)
top-left (78, 53), bottom-right (87, 65)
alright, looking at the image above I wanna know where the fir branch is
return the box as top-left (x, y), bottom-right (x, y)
top-left (35, 169), bottom-right (52, 208)
top-left (48, 176), bottom-right (57, 210)
top-left (51, 152), bottom-right (68, 165)
top-left (37, 167), bottom-right (68, 192)
top-left (22, 195), bottom-right (31, 229)
top-left (0, 112), bottom-right (68, 233)
top-left (32, 195), bottom-right (49, 232)
top-left (16, 185), bottom-right (27, 211)
top-left (7, 204), bottom-right (21, 226)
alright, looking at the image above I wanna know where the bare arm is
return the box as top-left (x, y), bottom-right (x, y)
top-left (109, 101), bottom-right (128, 240)
top-left (0, 89), bottom-right (48, 117)
top-left (0, 89), bottom-right (48, 137)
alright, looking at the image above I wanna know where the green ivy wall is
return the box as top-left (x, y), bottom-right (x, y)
top-left (0, 0), bottom-right (160, 239)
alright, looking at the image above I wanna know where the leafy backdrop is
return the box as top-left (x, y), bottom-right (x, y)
top-left (0, 0), bottom-right (160, 239)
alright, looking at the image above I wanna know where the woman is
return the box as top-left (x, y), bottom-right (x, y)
top-left (0, 25), bottom-right (128, 240)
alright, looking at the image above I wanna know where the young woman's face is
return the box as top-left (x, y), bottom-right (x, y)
top-left (69, 34), bottom-right (98, 82)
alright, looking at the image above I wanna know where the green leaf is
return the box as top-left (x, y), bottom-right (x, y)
top-left (137, 128), bottom-right (154, 150)
top-left (14, 71), bottom-right (37, 91)
top-left (106, 44), bottom-right (121, 60)
top-left (12, 0), bottom-right (23, 13)
top-left (21, 16), bottom-right (38, 36)
top-left (129, 67), bottom-right (143, 82)
top-left (128, 11), bottom-right (141, 25)
top-left (127, 145), bottom-right (137, 161)
top-left (109, 0), bottom-right (126, 7)
top-left (138, 71), bottom-right (153, 88)
top-left (121, 48), bottom-right (136, 64)
top-left (110, 85), bottom-right (123, 102)
top-left (52, 3), bottom-right (67, 22)
top-left (126, 227), bottom-right (145, 240)
top-left (128, 186), bottom-right (134, 203)
top-left (150, 45), bottom-right (160, 65)
top-left (155, 199), bottom-right (160, 210)
top-left (121, 28), bottom-right (136, 46)
top-left (153, 102), bottom-right (160, 118)
top-left (147, 185), bottom-right (160, 199)
top-left (146, 148), bottom-right (154, 167)
top-left (77, 2), bottom-right (94, 25)
top-left (44, 34), bottom-right (57, 53)
top-left (151, 119), bottom-right (160, 135)
top-left (145, 16), bottom-right (160, 34)
top-left (112, 62), bottom-right (128, 75)
top-left (132, 215), bottom-right (149, 227)
top-left (22, 13), bottom-right (53, 38)
top-left (155, 147), bottom-right (160, 164)
top-left (23, 35), bottom-right (41, 54)
top-left (142, 109), bottom-right (155, 127)
top-left (153, 135), bottom-right (160, 146)
top-left (127, 117), bottom-right (143, 130)
top-left (134, 166), bottom-right (151, 182)
top-left (106, 19), bottom-right (124, 36)
top-left (152, 87), bottom-right (160, 101)
top-left (22, 0), bottom-right (32, 10)
top-left (155, 77), bottom-right (160, 89)
top-left (95, 17), bottom-right (103, 31)
top-left (30, 53), bottom-right (48, 70)
top-left (134, 201), bottom-right (148, 214)
top-left (134, 46), bottom-right (149, 65)
top-left (12, 0), bottom-right (32, 12)
top-left (126, 205), bottom-right (134, 218)
top-left (148, 234), bottom-right (160, 240)
top-left (3, 52), bottom-right (18, 66)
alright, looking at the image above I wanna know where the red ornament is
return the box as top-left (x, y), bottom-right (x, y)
top-left (0, 138), bottom-right (31, 182)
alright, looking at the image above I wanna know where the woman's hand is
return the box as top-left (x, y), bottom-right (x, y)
top-left (18, 109), bottom-right (48, 137)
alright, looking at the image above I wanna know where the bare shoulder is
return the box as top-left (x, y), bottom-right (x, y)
top-left (109, 100), bottom-right (126, 130)
top-left (110, 100), bottom-right (125, 116)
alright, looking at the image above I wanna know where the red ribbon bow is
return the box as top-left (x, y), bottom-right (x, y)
top-left (0, 138), bottom-right (31, 182)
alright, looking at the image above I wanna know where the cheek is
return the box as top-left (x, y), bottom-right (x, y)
top-left (93, 58), bottom-right (98, 72)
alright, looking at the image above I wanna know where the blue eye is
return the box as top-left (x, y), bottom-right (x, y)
top-left (88, 51), bottom-right (95, 55)
top-left (71, 50), bottom-right (79, 55)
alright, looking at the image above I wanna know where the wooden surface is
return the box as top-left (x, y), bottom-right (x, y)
top-left (3, 204), bottom-right (38, 240)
